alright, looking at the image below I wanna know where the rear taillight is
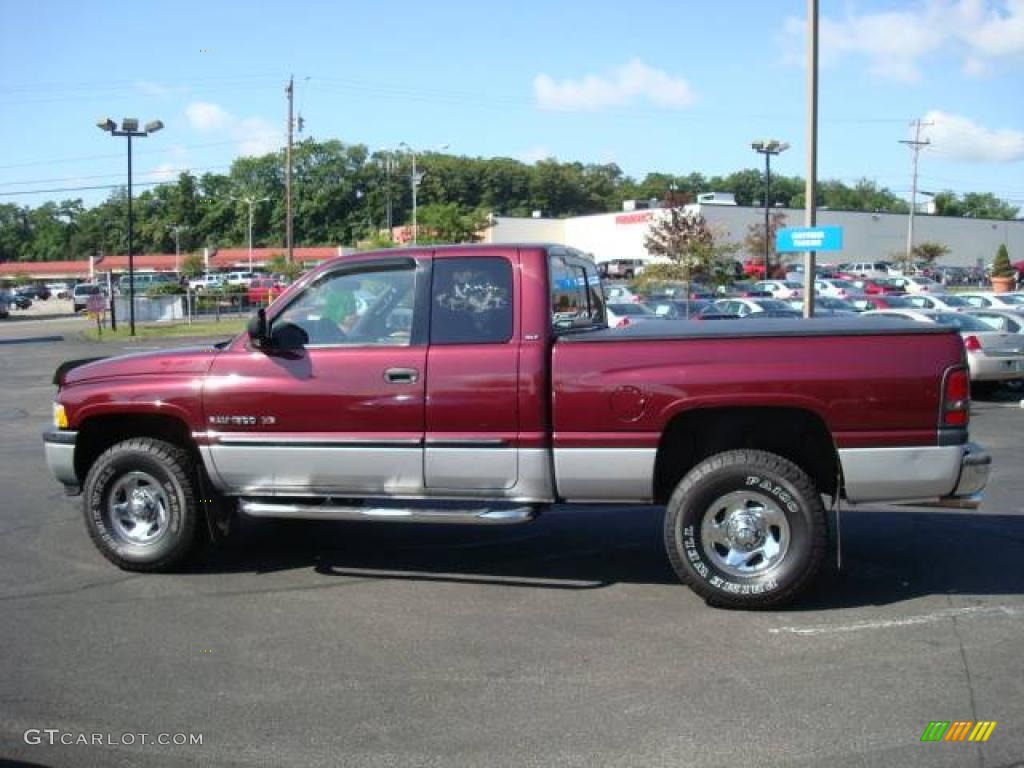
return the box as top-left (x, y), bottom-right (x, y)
top-left (942, 368), bottom-right (970, 427)
top-left (615, 317), bottom-right (630, 328)
top-left (963, 335), bottom-right (981, 351)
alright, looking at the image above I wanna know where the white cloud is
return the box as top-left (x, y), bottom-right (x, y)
top-left (517, 146), bottom-right (553, 164)
top-left (143, 146), bottom-right (190, 183)
top-left (534, 59), bottom-right (694, 111)
top-left (920, 109), bottom-right (1024, 162)
top-left (962, 0), bottom-right (1024, 56)
top-left (237, 116), bottom-right (279, 156)
top-left (783, 1), bottom-right (1024, 82)
top-left (186, 101), bottom-right (232, 132)
top-left (185, 101), bottom-right (280, 156)
top-left (962, 55), bottom-right (989, 76)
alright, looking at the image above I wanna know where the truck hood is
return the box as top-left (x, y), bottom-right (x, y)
top-left (58, 345), bottom-right (222, 387)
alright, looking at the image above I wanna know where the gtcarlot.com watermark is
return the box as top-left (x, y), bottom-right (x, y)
top-left (24, 729), bottom-right (203, 747)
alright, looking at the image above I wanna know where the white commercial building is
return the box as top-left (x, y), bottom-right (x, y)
top-left (485, 203), bottom-right (1022, 269)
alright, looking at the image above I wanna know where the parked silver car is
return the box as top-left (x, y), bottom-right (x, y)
top-left (863, 309), bottom-right (1024, 386)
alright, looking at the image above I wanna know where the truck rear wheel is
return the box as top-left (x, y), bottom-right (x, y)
top-left (664, 449), bottom-right (826, 609)
top-left (82, 438), bottom-right (201, 572)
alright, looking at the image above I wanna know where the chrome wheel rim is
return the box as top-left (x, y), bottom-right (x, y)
top-left (700, 491), bottom-right (790, 577)
top-left (107, 471), bottom-right (171, 547)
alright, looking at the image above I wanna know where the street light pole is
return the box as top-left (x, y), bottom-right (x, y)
top-left (751, 139), bottom-right (789, 278)
top-left (168, 224), bottom-right (188, 274)
top-left (232, 196), bottom-right (270, 273)
top-left (398, 143), bottom-right (448, 246)
top-left (97, 117), bottom-right (163, 336)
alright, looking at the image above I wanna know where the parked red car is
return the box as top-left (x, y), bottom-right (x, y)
top-left (247, 278), bottom-right (284, 305)
top-left (742, 259), bottom-right (768, 279)
top-left (850, 278), bottom-right (903, 296)
top-left (850, 295), bottom-right (914, 312)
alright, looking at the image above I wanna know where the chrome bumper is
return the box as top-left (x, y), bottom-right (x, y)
top-left (934, 442), bottom-right (991, 509)
top-left (904, 442), bottom-right (991, 510)
top-left (42, 429), bottom-right (79, 490)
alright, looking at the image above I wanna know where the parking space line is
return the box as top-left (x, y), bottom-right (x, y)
top-left (769, 604), bottom-right (1024, 636)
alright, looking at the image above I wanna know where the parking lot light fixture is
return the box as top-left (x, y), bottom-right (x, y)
top-left (752, 139), bottom-right (789, 277)
top-left (96, 116), bottom-right (163, 335)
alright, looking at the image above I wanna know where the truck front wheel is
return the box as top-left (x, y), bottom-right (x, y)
top-left (82, 438), bottom-right (201, 572)
top-left (664, 449), bottom-right (827, 609)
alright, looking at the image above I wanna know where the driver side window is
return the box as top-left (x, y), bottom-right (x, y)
top-left (275, 265), bottom-right (416, 346)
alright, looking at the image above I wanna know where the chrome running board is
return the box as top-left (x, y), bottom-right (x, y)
top-left (239, 499), bottom-right (538, 525)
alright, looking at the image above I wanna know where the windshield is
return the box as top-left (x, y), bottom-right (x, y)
top-left (933, 312), bottom-right (1001, 331)
top-left (752, 299), bottom-right (792, 311)
top-left (998, 294), bottom-right (1024, 305)
top-left (608, 302), bottom-right (654, 316)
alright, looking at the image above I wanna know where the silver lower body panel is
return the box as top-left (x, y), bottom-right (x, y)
top-left (553, 448), bottom-right (655, 502)
top-left (841, 442), bottom-right (991, 507)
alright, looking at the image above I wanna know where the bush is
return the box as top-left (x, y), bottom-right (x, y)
top-left (991, 243), bottom-right (1013, 278)
top-left (145, 282), bottom-right (185, 297)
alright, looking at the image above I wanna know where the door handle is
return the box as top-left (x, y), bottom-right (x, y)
top-left (384, 367), bottom-right (419, 384)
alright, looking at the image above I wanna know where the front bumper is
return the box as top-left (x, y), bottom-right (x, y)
top-left (42, 429), bottom-right (79, 493)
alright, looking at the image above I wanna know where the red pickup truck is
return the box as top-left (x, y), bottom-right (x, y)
top-left (43, 244), bottom-right (991, 608)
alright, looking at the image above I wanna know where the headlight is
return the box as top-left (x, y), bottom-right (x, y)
top-left (53, 403), bottom-right (68, 429)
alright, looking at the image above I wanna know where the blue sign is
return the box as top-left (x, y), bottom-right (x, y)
top-left (776, 226), bottom-right (843, 253)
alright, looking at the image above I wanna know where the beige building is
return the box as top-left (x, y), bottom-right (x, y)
top-left (484, 204), bottom-right (1022, 269)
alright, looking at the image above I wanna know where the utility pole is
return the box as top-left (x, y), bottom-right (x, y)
top-left (383, 152), bottom-right (395, 233)
top-left (285, 75), bottom-right (294, 263)
top-left (900, 119), bottom-right (931, 272)
top-left (803, 0), bottom-right (818, 318)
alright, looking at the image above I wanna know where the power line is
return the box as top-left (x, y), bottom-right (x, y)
top-left (0, 163), bottom-right (234, 188)
top-left (0, 182), bottom-right (164, 197)
top-left (0, 138), bottom-right (277, 171)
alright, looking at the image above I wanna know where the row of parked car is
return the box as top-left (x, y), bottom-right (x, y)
top-left (604, 280), bottom-right (1024, 392)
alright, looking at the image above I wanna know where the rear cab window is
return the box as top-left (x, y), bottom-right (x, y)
top-left (430, 256), bottom-right (513, 344)
top-left (549, 249), bottom-right (605, 332)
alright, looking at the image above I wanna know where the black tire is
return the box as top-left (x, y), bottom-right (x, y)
top-left (82, 438), bottom-right (202, 572)
top-left (664, 449), bottom-right (827, 609)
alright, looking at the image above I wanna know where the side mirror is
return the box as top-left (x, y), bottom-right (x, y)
top-left (247, 308), bottom-right (268, 348)
top-left (268, 321), bottom-right (309, 351)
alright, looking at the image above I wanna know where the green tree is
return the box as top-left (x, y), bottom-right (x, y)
top-left (642, 194), bottom-right (734, 290)
top-left (991, 243), bottom-right (1013, 278)
top-left (268, 253), bottom-right (303, 282)
top-left (415, 203), bottom-right (492, 243)
top-left (744, 211), bottom-right (788, 275)
top-left (912, 241), bottom-right (951, 266)
top-left (934, 191), bottom-right (1018, 220)
top-left (180, 253), bottom-right (204, 279)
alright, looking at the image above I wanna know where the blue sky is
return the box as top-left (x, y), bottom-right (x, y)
top-left (1, 0), bottom-right (1022, 210)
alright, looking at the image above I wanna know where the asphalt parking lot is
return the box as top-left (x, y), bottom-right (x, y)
top-left (1, 319), bottom-right (1022, 768)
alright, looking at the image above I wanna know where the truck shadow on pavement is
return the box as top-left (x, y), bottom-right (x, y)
top-left (195, 505), bottom-right (1024, 609)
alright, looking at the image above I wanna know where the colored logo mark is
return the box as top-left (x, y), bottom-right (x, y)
top-left (920, 721), bottom-right (997, 742)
